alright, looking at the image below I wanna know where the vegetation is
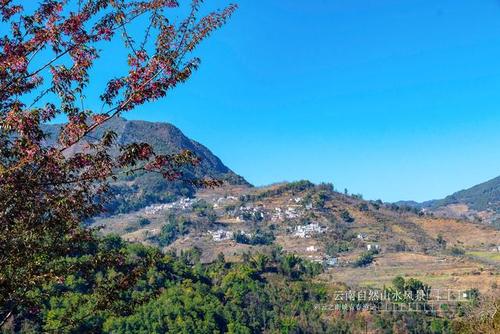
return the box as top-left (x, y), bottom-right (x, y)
top-left (325, 240), bottom-right (351, 256)
top-left (239, 180), bottom-right (315, 203)
top-left (340, 209), bottom-right (355, 223)
top-left (154, 214), bottom-right (190, 247)
top-left (0, 1), bottom-right (497, 332)
top-left (437, 233), bottom-right (447, 249)
top-left (276, 253), bottom-right (323, 279)
top-left (0, 0), bottom-right (236, 327)
top-left (450, 246), bottom-right (466, 256)
top-left (138, 217), bottom-right (151, 227)
top-left (0, 234), bottom-right (333, 333)
top-left (233, 229), bottom-right (275, 246)
top-left (433, 175), bottom-right (500, 212)
top-left (353, 249), bottom-right (378, 267)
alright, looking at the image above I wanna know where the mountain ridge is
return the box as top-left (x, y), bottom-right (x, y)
top-left (42, 117), bottom-right (250, 214)
top-left (396, 175), bottom-right (500, 224)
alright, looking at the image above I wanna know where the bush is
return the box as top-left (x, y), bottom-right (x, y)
top-left (450, 246), bottom-right (465, 256)
top-left (436, 234), bottom-right (447, 249)
top-left (156, 214), bottom-right (190, 247)
top-left (340, 210), bottom-right (355, 223)
top-left (358, 203), bottom-right (369, 212)
top-left (325, 241), bottom-right (351, 256)
top-left (138, 217), bottom-right (151, 227)
top-left (234, 230), bottom-right (275, 246)
top-left (393, 240), bottom-right (408, 252)
top-left (353, 251), bottom-right (376, 267)
top-left (192, 200), bottom-right (217, 222)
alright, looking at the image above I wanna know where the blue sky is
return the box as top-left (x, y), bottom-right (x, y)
top-left (54, 1), bottom-right (500, 201)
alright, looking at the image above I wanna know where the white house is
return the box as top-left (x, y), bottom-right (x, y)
top-left (306, 245), bottom-right (317, 252)
top-left (357, 233), bottom-right (365, 240)
top-left (324, 257), bottom-right (339, 267)
top-left (294, 223), bottom-right (327, 238)
top-left (208, 230), bottom-right (233, 242)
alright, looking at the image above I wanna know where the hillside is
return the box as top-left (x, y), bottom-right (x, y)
top-left (398, 176), bottom-right (500, 225)
top-left (431, 176), bottom-right (500, 211)
top-left (43, 117), bottom-right (250, 214)
top-left (94, 181), bottom-right (500, 297)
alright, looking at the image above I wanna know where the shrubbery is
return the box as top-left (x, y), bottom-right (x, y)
top-left (5, 234), bottom-right (331, 333)
top-left (353, 249), bottom-right (379, 267)
top-left (450, 246), bottom-right (465, 256)
top-left (340, 209), bottom-right (355, 223)
top-left (234, 229), bottom-right (275, 245)
top-left (325, 241), bottom-right (352, 256)
top-left (154, 214), bottom-right (190, 247)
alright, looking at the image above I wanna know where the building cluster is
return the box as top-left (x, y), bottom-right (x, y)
top-left (144, 198), bottom-right (197, 216)
top-left (294, 223), bottom-right (328, 238)
top-left (367, 244), bottom-right (380, 251)
top-left (271, 206), bottom-right (304, 222)
top-left (233, 205), bottom-right (266, 222)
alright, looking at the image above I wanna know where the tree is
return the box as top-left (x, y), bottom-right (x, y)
top-left (138, 217), bottom-right (151, 227)
top-left (233, 229), bottom-right (275, 246)
top-left (353, 251), bottom-right (376, 267)
top-left (392, 276), bottom-right (406, 292)
top-left (155, 213), bottom-right (190, 247)
top-left (192, 199), bottom-right (217, 222)
top-left (251, 254), bottom-right (269, 273)
top-left (0, 0), bottom-right (235, 327)
top-left (340, 209), bottom-right (355, 223)
top-left (437, 234), bottom-right (447, 249)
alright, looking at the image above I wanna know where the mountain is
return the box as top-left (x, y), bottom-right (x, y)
top-left (43, 117), bottom-right (250, 214)
top-left (94, 180), bottom-right (500, 298)
top-left (431, 176), bottom-right (500, 212)
top-left (397, 176), bottom-right (500, 224)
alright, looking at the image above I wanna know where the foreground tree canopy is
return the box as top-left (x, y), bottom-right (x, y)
top-left (0, 0), bottom-right (235, 326)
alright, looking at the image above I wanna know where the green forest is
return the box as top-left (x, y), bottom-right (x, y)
top-left (2, 233), bottom-right (483, 333)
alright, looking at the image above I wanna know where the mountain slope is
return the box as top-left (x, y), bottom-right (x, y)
top-left (94, 181), bottom-right (500, 296)
top-left (396, 176), bottom-right (500, 224)
top-left (431, 176), bottom-right (500, 212)
top-left (43, 117), bottom-right (250, 214)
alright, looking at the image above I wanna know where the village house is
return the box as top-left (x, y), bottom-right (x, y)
top-left (306, 245), bottom-right (318, 252)
top-left (294, 223), bottom-right (328, 238)
top-left (208, 229), bottom-right (233, 242)
top-left (324, 257), bottom-right (339, 267)
top-left (144, 198), bottom-right (197, 216)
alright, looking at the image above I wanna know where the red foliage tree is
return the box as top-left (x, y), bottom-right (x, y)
top-left (0, 0), bottom-right (235, 325)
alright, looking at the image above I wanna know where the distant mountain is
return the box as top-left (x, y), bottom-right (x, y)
top-left (43, 117), bottom-right (250, 214)
top-left (431, 176), bottom-right (500, 212)
top-left (396, 176), bottom-right (500, 224)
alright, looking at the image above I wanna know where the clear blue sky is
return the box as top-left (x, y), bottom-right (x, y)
top-left (58, 1), bottom-right (500, 201)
